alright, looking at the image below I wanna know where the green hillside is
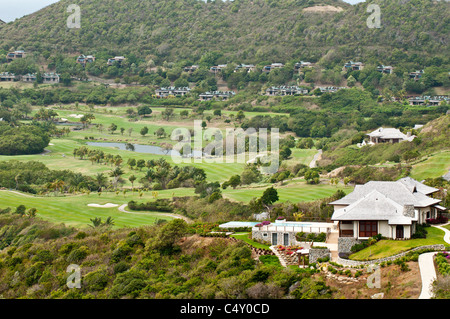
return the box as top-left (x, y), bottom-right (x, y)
top-left (0, 0), bottom-right (448, 65)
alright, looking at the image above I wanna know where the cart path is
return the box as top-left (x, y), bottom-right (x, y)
top-left (309, 149), bottom-right (322, 168)
top-left (418, 223), bottom-right (450, 299)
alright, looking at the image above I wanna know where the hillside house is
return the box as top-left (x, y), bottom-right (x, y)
top-left (210, 64), bottom-right (227, 74)
top-left (408, 96), bottom-right (449, 106)
top-left (199, 91), bottom-right (235, 101)
top-left (265, 86), bottom-right (308, 96)
top-left (107, 56), bottom-right (125, 66)
top-left (367, 127), bottom-right (415, 144)
top-left (409, 70), bottom-right (424, 81)
top-left (234, 64), bottom-right (256, 73)
top-left (6, 50), bottom-right (27, 62)
top-left (344, 61), bottom-right (364, 71)
top-left (22, 73), bottom-right (36, 82)
top-left (0, 72), bottom-right (19, 82)
top-left (76, 55), bottom-right (96, 66)
top-left (330, 178), bottom-right (445, 246)
top-left (317, 86), bottom-right (346, 94)
top-left (262, 63), bottom-right (284, 73)
top-left (377, 65), bottom-right (394, 74)
top-left (155, 86), bottom-right (191, 98)
top-left (183, 65), bottom-right (199, 73)
top-left (42, 73), bottom-right (60, 84)
top-left (294, 61), bottom-right (313, 72)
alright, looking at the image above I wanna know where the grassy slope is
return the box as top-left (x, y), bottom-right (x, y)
top-left (409, 151), bottom-right (450, 181)
top-left (349, 226), bottom-right (448, 261)
top-left (223, 180), bottom-right (352, 203)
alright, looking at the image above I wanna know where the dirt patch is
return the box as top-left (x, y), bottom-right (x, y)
top-left (303, 5), bottom-right (344, 13)
top-left (324, 262), bottom-right (421, 299)
top-left (178, 234), bottom-right (232, 255)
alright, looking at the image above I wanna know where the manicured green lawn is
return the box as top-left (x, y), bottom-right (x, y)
top-left (223, 180), bottom-right (352, 203)
top-left (410, 151), bottom-right (450, 180)
top-left (0, 189), bottom-right (202, 229)
top-left (349, 226), bottom-right (448, 261)
top-left (230, 232), bottom-right (271, 250)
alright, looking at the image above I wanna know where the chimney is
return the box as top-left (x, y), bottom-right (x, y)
top-left (407, 131), bottom-right (411, 137)
top-left (403, 205), bottom-right (415, 218)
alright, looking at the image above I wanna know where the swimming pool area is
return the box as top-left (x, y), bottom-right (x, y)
top-left (219, 221), bottom-right (260, 228)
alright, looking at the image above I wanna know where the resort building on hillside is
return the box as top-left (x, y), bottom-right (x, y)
top-left (367, 127), bottom-right (415, 144)
top-left (210, 64), bottom-right (227, 74)
top-left (199, 91), bottom-right (235, 101)
top-left (76, 55), bottom-right (96, 66)
top-left (330, 178), bottom-right (445, 246)
top-left (344, 61), bottom-right (364, 71)
top-left (262, 63), bottom-right (284, 73)
top-left (265, 86), bottom-right (309, 96)
top-left (234, 64), bottom-right (256, 73)
top-left (294, 61), bottom-right (313, 72)
top-left (22, 73), bottom-right (37, 82)
top-left (155, 86), bottom-right (191, 98)
top-left (0, 72), bottom-right (19, 82)
top-left (377, 65), bottom-right (394, 74)
top-left (107, 56), bottom-right (125, 66)
top-left (183, 65), bottom-right (199, 73)
top-left (316, 86), bottom-right (346, 94)
top-left (6, 50), bottom-right (27, 62)
top-left (409, 70), bottom-right (424, 81)
top-left (408, 96), bottom-right (449, 106)
top-left (42, 73), bottom-right (60, 84)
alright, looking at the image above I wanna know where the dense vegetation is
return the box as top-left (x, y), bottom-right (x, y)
top-left (0, 213), bottom-right (334, 299)
top-left (0, 124), bottom-right (50, 155)
top-left (0, 0), bottom-right (448, 65)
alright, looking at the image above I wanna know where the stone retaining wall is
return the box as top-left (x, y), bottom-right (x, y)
top-left (338, 237), bottom-right (362, 254)
top-left (309, 247), bottom-right (331, 264)
top-left (336, 244), bottom-right (445, 266)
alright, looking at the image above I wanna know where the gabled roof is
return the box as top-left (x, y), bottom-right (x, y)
top-left (367, 127), bottom-right (409, 140)
top-left (397, 177), bottom-right (439, 195)
top-left (331, 190), bottom-right (415, 225)
top-left (330, 179), bottom-right (441, 208)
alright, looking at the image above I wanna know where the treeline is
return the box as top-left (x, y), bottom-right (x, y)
top-left (0, 161), bottom-right (97, 194)
top-left (0, 124), bottom-right (50, 155)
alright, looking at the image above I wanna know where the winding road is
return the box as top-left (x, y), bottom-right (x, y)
top-left (418, 223), bottom-right (450, 299)
top-left (309, 149), bottom-right (322, 168)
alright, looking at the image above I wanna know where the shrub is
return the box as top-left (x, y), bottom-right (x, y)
top-left (66, 246), bottom-right (89, 263)
top-left (113, 261), bottom-right (130, 274)
top-left (109, 269), bottom-right (148, 298)
top-left (83, 269), bottom-right (109, 291)
top-left (24, 262), bottom-right (45, 286)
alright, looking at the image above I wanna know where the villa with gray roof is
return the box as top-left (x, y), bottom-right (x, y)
top-left (330, 178), bottom-right (445, 244)
top-left (266, 86), bottom-right (308, 96)
top-left (199, 91), bottom-right (235, 101)
top-left (155, 86), bottom-right (191, 98)
top-left (367, 127), bottom-right (415, 144)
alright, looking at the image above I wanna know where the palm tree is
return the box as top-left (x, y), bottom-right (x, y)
top-left (129, 175), bottom-right (137, 190)
top-left (109, 167), bottom-right (124, 190)
top-left (89, 217), bottom-right (103, 228)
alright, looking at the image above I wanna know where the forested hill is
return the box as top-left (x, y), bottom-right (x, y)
top-left (0, 0), bottom-right (449, 65)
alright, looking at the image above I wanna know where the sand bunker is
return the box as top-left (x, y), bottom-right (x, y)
top-left (69, 114), bottom-right (84, 118)
top-left (87, 203), bottom-right (119, 208)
